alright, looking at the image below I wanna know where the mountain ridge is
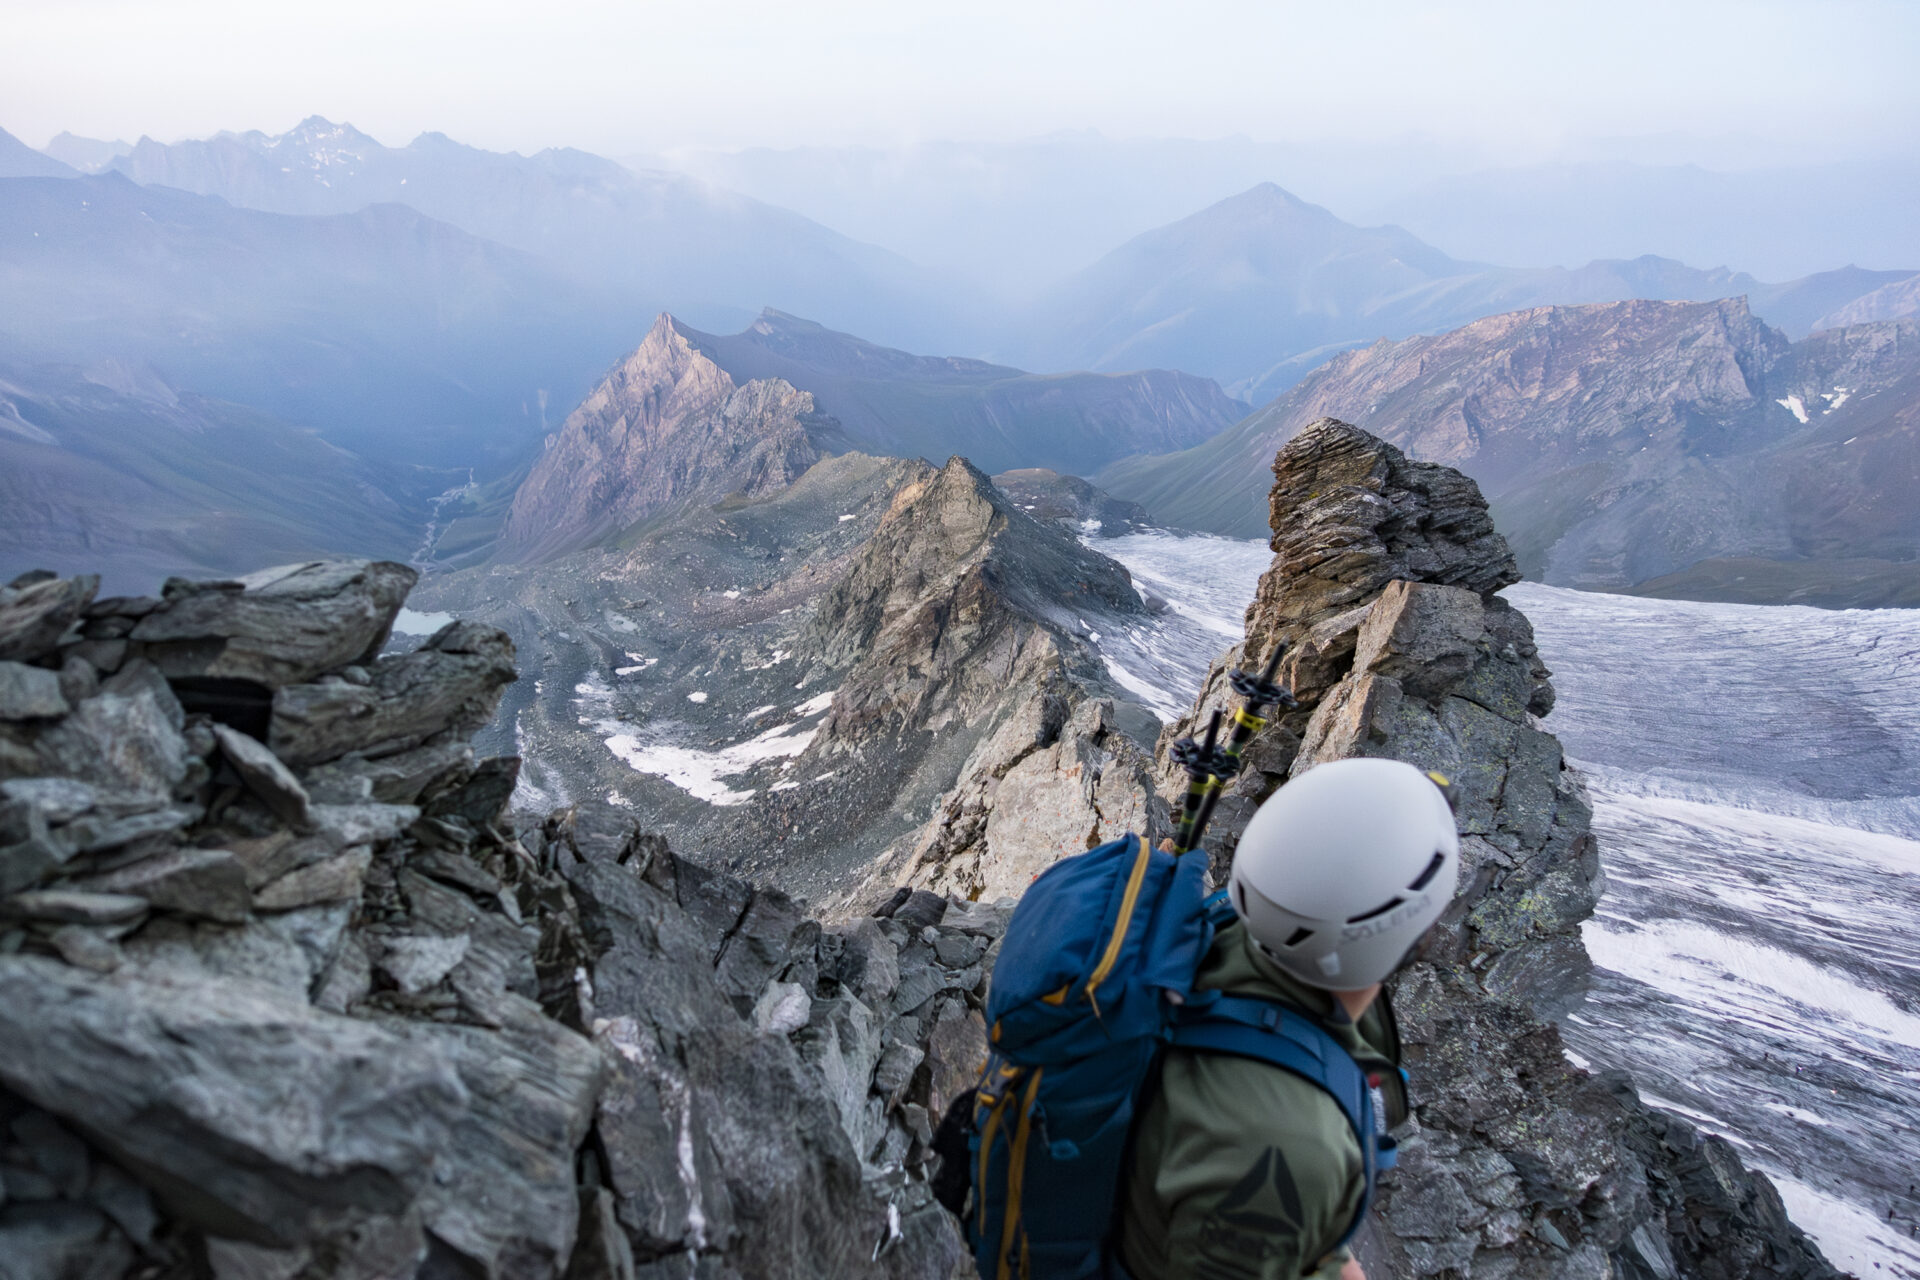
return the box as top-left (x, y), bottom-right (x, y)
top-left (1097, 298), bottom-right (1920, 604)
top-left (672, 309), bottom-right (1246, 474)
top-left (0, 171), bottom-right (631, 468)
top-left (98, 115), bottom-right (966, 354)
top-left (1021, 181), bottom-right (1911, 402)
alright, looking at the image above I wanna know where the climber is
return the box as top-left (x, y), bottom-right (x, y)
top-left (1116, 758), bottom-right (1460, 1280)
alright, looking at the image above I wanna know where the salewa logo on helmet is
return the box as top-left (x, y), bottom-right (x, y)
top-left (1338, 891), bottom-right (1434, 943)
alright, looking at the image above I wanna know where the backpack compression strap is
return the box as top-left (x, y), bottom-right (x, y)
top-left (1168, 994), bottom-right (1396, 1247)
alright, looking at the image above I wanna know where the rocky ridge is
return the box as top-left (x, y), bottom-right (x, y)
top-left (500, 316), bottom-right (845, 563)
top-left (0, 432), bottom-right (1850, 1279)
top-left (1153, 419), bottom-right (1839, 1280)
top-left (712, 453), bottom-right (1159, 901)
top-left (0, 558), bottom-right (1013, 1279)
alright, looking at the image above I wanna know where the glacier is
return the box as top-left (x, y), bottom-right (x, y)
top-left (1091, 532), bottom-right (1920, 1277)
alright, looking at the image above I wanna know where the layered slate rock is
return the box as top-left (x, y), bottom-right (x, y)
top-left (1156, 420), bottom-right (1838, 1280)
top-left (0, 558), bottom-right (1008, 1280)
top-left (499, 316), bottom-right (840, 562)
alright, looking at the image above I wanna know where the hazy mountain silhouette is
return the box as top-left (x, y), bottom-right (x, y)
top-left (0, 172), bottom-right (640, 468)
top-left (0, 359), bottom-right (438, 592)
top-left (0, 128), bottom-right (75, 178)
top-left (1021, 183), bottom-right (1910, 402)
top-left (1369, 159), bottom-right (1920, 283)
top-left (41, 132), bottom-right (133, 172)
top-left (103, 116), bottom-right (968, 353)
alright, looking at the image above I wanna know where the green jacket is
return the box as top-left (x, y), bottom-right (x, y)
top-left (1115, 922), bottom-right (1406, 1280)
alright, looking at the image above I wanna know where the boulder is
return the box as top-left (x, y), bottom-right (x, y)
top-left (23, 682), bottom-right (191, 804)
top-left (213, 724), bottom-right (313, 828)
top-left (0, 574), bottom-right (99, 665)
top-left (269, 623), bottom-right (516, 767)
top-left (72, 847), bottom-right (252, 923)
top-left (0, 954), bottom-right (469, 1246)
top-left (0, 661), bottom-right (69, 721)
top-left (129, 561), bottom-right (415, 688)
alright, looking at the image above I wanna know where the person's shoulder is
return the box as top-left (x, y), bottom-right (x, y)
top-left (1160, 1044), bottom-right (1364, 1162)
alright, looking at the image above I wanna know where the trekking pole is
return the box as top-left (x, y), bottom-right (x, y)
top-left (1168, 642), bottom-right (1298, 855)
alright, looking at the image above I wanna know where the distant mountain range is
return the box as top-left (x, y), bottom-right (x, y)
top-left (0, 171), bottom-right (632, 468)
top-left (1367, 158), bottom-right (1920, 283)
top-left (1098, 299), bottom-right (1920, 606)
top-left (1020, 183), bottom-right (1912, 402)
top-left (673, 310), bottom-right (1244, 475)
top-left (7, 118), bottom-right (1919, 608)
top-left (82, 116), bottom-right (958, 354)
top-left (642, 133), bottom-right (1920, 292)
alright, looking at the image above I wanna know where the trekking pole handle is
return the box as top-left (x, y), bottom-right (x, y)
top-left (1168, 642), bottom-right (1299, 856)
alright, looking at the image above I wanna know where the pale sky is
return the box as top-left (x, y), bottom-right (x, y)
top-left (6, 0), bottom-right (1918, 160)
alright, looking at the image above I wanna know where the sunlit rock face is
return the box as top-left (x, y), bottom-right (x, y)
top-left (500, 315), bottom-right (833, 563)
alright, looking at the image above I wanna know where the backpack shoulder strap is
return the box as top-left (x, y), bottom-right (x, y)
top-left (1168, 994), bottom-right (1394, 1247)
top-left (1172, 995), bottom-right (1368, 1130)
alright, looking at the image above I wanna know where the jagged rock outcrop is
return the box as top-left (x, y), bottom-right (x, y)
top-left (0, 559), bottom-right (1007, 1280)
top-left (1156, 420), bottom-right (1838, 1280)
top-left (500, 316), bottom-right (841, 562)
top-left (746, 456), bottom-right (1159, 902)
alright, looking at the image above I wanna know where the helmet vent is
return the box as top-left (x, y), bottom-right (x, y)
top-left (1407, 851), bottom-right (1447, 892)
top-left (1283, 927), bottom-right (1314, 948)
top-left (1347, 897), bottom-right (1405, 923)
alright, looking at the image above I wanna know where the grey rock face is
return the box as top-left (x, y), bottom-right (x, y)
top-left (213, 723), bottom-right (313, 827)
top-left (1159, 420), bottom-right (1837, 1280)
top-left (130, 561), bottom-right (416, 688)
top-left (0, 953), bottom-right (469, 1245)
top-left (534, 803), bottom-right (1004, 1279)
top-left (0, 661), bottom-right (69, 721)
top-left (0, 574), bottom-right (99, 665)
top-left (269, 622), bottom-right (516, 767)
top-left (0, 553), bottom-right (1017, 1280)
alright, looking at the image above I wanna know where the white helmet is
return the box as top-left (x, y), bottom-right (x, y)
top-left (1229, 758), bottom-right (1460, 990)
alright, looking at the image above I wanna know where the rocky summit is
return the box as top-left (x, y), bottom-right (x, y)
top-left (1156, 419), bottom-right (1837, 1280)
top-left (0, 424), bottom-right (1846, 1280)
top-left (499, 316), bottom-right (847, 563)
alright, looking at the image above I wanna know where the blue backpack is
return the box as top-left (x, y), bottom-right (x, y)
top-left (955, 833), bottom-right (1398, 1280)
